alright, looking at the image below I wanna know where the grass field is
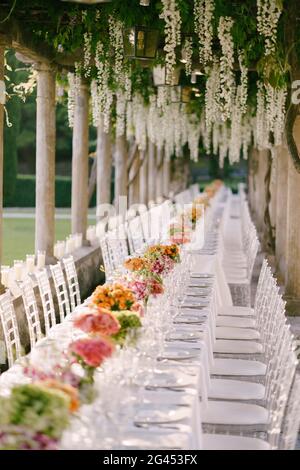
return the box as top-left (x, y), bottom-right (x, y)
top-left (2, 210), bottom-right (96, 265)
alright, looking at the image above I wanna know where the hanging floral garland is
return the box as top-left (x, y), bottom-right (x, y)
top-left (218, 16), bottom-right (235, 121)
top-left (160, 0), bottom-right (182, 84)
top-left (108, 15), bottom-right (124, 86)
top-left (194, 0), bottom-right (214, 65)
top-left (204, 61), bottom-right (220, 131)
top-left (181, 36), bottom-right (193, 76)
top-left (116, 90), bottom-right (126, 137)
top-left (238, 51), bottom-right (248, 115)
top-left (257, 0), bottom-right (282, 56)
top-left (83, 32), bottom-right (92, 78)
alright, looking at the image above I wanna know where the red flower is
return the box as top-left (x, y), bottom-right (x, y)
top-left (149, 280), bottom-right (164, 296)
top-left (70, 336), bottom-right (115, 368)
top-left (74, 309), bottom-right (120, 336)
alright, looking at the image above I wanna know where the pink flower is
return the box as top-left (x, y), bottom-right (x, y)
top-left (149, 280), bottom-right (164, 296)
top-left (70, 336), bottom-right (115, 368)
top-left (128, 279), bottom-right (149, 301)
top-left (74, 309), bottom-right (120, 336)
top-left (131, 302), bottom-right (144, 317)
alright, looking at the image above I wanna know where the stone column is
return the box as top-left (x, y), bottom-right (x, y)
top-left (163, 157), bottom-right (170, 198)
top-left (275, 142), bottom-right (289, 281)
top-left (269, 152), bottom-right (277, 239)
top-left (147, 141), bottom-right (156, 203)
top-left (128, 151), bottom-right (140, 206)
top-left (71, 80), bottom-right (89, 238)
top-left (35, 63), bottom-right (56, 258)
top-left (139, 150), bottom-right (148, 205)
top-left (96, 120), bottom-right (112, 221)
top-left (156, 147), bottom-right (164, 200)
top-left (0, 44), bottom-right (4, 273)
top-left (114, 134), bottom-right (128, 211)
top-left (254, 149), bottom-right (269, 235)
top-left (285, 116), bottom-right (300, 312)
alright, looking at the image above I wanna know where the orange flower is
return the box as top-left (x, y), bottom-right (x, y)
top-left (124, 257), bottom-right (149, 272)
top-left (39, 379), bottom-right (80, 413)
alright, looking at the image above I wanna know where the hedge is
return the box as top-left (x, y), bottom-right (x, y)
top-left (4, 175), bottom-right (96, 208)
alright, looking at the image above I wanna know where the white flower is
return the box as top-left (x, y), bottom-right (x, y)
top-left (194, 0), bottom-right (214, 65)
top-left (160, 0), bottom-right (182, 84)
top-left (218, 16), bottom-right (235, 121)
top-left (83, 32), bottom-right (92, 78)
top-left (257, 0), bottom-right (282, 56)
top-left (181, 36), bottom-right (193, 76)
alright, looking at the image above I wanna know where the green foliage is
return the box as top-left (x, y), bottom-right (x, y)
top-left (4, 175), bottom-right (96, 208)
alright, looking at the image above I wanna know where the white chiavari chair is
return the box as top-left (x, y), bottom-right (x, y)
top-left (21, 277), bottom-right (43, 349)
top-left (0, 292), bottom-right (22, 368)
top-left (49, 262), bottom-right (71, 321)
top-left (279, 374), bottom-right (300, 450)
top-left (63, 256), bottom-right (81, 312)
top-left (99, 235), bottom-right (114, 281)
top-left (35, 268), bottom-right (56, 335)
top-left (127, 216), bottom-right (145, 254)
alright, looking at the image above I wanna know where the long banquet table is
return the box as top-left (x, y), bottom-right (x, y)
top-left (0, 186), bottom-right (234, 450)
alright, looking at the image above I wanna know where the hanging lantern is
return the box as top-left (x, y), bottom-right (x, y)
top-left (170, 86), bottom-right (192, 103)
top-left (153, 65), bottom-right (180, 86)
top-left (140, 0), bottom-right (150, 5)
top-left (123, 26), bottom-right (159, 60)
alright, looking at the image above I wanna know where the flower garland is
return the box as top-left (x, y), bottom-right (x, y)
top-left (205, 62), bottom-right (221, 131)
top-left (238, 51), bottom-right (248, 115)
top-left (160, 0), bottom-right (182, 84)
top-left (181, 36), bottom-right (193, 76)
top-left (83, 32), bottom-right (92, 78)
top-left (108, 15), bottom-right (124, 86)
top-left (116, 90), bottom-right (126, 137)
top-left (194, 0), bottom-right (215, 65)
top-left (218, 16), bottom-right (235, 121)
top-left (257, 0), bottom-right (282, 56)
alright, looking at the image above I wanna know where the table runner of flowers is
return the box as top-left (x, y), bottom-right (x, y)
top-left (0, 181), bottom-right (222, 450)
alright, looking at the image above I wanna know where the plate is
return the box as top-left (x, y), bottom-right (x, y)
top-left (174, 315), bottom-right (206, 324)
top-left (159, 349), bottom-right (200, 361)
top-left (167, 331), bottom-right (203, 341)
top-left (149, 370), bottom-right (194, 389)
top-left (134, 406), bottom-right (188, 425)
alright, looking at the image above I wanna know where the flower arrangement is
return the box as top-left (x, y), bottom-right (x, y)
top-left (74, 307), bottom-right (121, 336)
top-left (111, 311), bottom-right (142, 346)
top-left (169, 222), bottom-right (191, 244)
top-left (91, 283), bottom-right (136, 311)
top-left (0, 426), bottom-right (59, 450)
top-left (70, 335), bottom-right (115, 369)
top-left (144, 244), bottom-right (180, 264)
top-left (0, 383), bottom-right (72, 443)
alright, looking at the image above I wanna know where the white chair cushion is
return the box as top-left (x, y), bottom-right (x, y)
top-left (202, 401), bottom-right (269, 425)
top-left (215, 327), bottom-right (260, 340)
top-left (218, 306), bottom-right (255, 317)
top-left (213, 340), bottom-right (263, 354)
top-left (211, 358), bottom-right (266, 376)
top-left (216, 316), bottom-right (256, 328)
top-left (208, 379), bottom-right (265, 400)
top-left (203, 434), bottom-right (270, 450)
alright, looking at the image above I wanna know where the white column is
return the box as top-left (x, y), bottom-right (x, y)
top-left (139, 150), bottom-right (148, 205)
top-left (35, 63), bottom-right (56, 258)
top-left (114, 134), bottom-right (128, 210)
top-left (148, 141), bottom-right (156, 203)
top-left (275, 142), bottom-right (289, 280)
top-left (96, 119), bottom-right (112, 221)
top-left (71, 80), bottom-right (89, 238)
top-left (285, 116), bottom-right (300, 307)
top-left (128, 151), bottom-right (140, 206)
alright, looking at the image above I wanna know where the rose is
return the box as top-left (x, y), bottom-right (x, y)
top-left (74, 308), bottom-right (120, 336)
top-left (70, 336), bottom-right (115, 368)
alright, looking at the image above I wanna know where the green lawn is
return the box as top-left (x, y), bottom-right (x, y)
top-left (2, 216), bottom-right (94, 265)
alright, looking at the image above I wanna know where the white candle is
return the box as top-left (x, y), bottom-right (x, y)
top-left (75, 233), bottom-right (82, 249)
top-left (26, 255), bottom-right (35, 273)
top-left (59, 241), bottom-right (66, 258)
top-left (66, 238), bottom-right (75, 254)
top-left (1, 266), bottom-right (10, 288)
top-left (13, 261), bottom-right (23, 281)
top-left (37, 251), bottom-right (46, 270)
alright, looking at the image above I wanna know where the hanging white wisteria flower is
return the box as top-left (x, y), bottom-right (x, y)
top-left (108, 16), bottom-right (124, 85)
top-left (218, 16), bottom-right (235, 121)
top-left (91, 79), bottom-right (100, 127)
top-left (218, 122), bottom-right (230, 168)
top-left (255, 81), bottom-right (271, 150)
top-left (194, 0), bottom-right (214, 65)
top-left (205, 62), bottom-right (220, 131)
top-left (229, 87), bottom-right (243, 165)
top-left (83, 32), bottom-right (92, 78)
top-left (238, 51), bottom-right (248, 115)
top-left (67, 72), bottom-right (78, 128)
top-left (273, 85), bottom-right (287, 147)
top-left (257, 0), bottom-right (282, 56)
top-left (132, 94), bottom-right (148, 151)
top-left (116, 90), bottom-right (126, 137)
top-left (181, 36), bottom-right (193, 76)
top-left (124, 65), bottom-right (132, 102)
top-left (160, 0), bottom-right (181, 84)
top-left (126, 101), bottom-right (134, 141)
top-left (241, 115), bottom-right (253, 160)
top-left (187, 117), bottom-right (201, 161)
